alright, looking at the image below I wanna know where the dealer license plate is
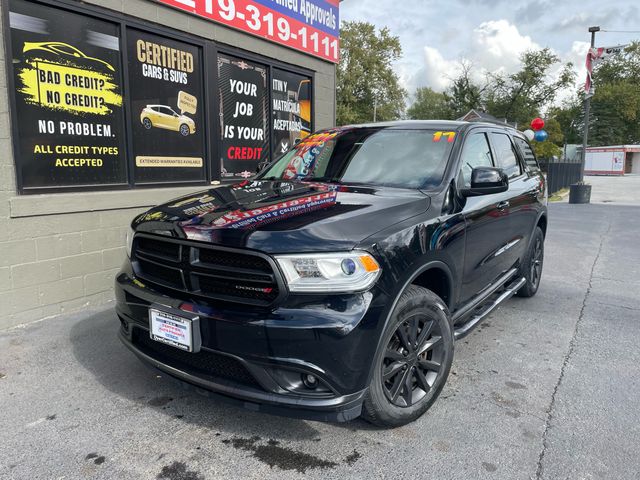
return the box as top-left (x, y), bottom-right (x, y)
top-left (149, 307), bottom-right (200, 353)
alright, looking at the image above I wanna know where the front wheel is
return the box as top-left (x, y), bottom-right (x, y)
top-left (516, 226), bottom-right (544, 298)
top-left (142, 117), bottom-right (152, 130)
top-left (179, 124), bottom-right (190, 136)
top-left (362, 285), bottom-right (454, 428)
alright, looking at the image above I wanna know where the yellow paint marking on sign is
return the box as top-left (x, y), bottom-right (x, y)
top-left (18, 59), bottom-right (122, 116)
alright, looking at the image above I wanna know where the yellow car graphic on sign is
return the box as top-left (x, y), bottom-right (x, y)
top-left (140, 105), bottom-right (196, 136)
top-left (22, 41), bottom-right (116, 72)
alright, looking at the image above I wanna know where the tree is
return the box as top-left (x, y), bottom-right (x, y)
top-left (587, 42), bottom-right (640, 145)
top-left (484, 48), bottom-right (574, 127)
top-left (337, 22), bottom-right (406, 125)
top-left (407, 87), bottom-right (454, 120)
top-left (444, 61), bottom-right (486, 118)
top-left (549, 101), bottom-right (582, 145)
top-left (531, 117), bottom-right (563, 159)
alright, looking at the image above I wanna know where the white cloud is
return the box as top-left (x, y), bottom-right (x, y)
top-left (469, 20), bottom-right (540, 73)
top-left (422, 47), bottom-right (462, 91)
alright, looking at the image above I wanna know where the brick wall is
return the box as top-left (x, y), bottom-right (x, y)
top-left (0, 0), bottom-right (336, 330)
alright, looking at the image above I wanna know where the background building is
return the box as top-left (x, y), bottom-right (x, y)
top-left (0, 0), bottom-right (340, 328)
top-left (585, 145), bottom-right (640, 175)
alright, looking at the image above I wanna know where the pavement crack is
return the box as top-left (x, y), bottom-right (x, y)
top-left (534, 219), bottom-right (612, 480)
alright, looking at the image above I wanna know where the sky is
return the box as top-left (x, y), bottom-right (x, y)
top-left (340, 0), bottom-right (640, 105)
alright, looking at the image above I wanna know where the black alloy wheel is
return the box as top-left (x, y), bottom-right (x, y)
top-left (530, 235), bottom-right (543, 289)
top-left (143, 118), bottom-right (152, 129)
top-left (180, 124), bottom-right (190, 136)
top-left (382, 314), bottom-right (445, 408)
top-left (516, 226), bottom-right (544, 298)
top-left (363, 285), bottom-right (453, 428)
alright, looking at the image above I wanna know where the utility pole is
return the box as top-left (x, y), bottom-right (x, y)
top-left (580, 26), bottom-right (600, 182)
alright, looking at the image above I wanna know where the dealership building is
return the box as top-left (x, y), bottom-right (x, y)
top-left (0, 0), bottom-right (340, 328)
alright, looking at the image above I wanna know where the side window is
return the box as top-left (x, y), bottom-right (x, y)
top-left (513, 136), bottom-right (540, 171)
top-left (491, 133), bottom-right (522, 179)
top-left (460, 133), bottom-right (494, 187)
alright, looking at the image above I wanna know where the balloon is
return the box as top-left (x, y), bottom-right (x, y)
top-left (531, 118), bottom-right (545, 131)
top-left (534, 130), bottom-right (549, 142)
top-left (524, 129), bottom-right (535, 141)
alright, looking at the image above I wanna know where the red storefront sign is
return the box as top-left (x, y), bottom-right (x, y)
top-left (157, 0), bottom-right (340, 63)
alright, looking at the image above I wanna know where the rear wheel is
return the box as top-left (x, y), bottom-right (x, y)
top-left (362, 285), bottom-right (453, 428)
top-left (516, 226), bottom-right (544, 297)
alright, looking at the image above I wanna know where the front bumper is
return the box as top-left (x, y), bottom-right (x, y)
top-left (115, 262), bottom-right (390, 422)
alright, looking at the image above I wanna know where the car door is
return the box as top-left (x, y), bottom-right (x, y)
top-left (487, 131), bottom-right (529, 271)
top-left (156, 107), bottom-right (172, 129)
top-left (511, 135), bottom-right (546, 256)
top-left (458, 129), bottom-right (515, 304)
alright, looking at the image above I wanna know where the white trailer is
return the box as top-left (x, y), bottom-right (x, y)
top-left (585, 145), bottom-right (640, 175)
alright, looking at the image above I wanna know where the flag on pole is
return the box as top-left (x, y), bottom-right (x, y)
top-left (585, 45), bottom-right (627, 97)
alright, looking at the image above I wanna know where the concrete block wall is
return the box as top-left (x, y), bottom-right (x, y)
top-left (0, 0), bottom-right (336, 330)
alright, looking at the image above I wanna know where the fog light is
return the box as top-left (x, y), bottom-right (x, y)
top-left (302, 374), bottom-right (318, 389)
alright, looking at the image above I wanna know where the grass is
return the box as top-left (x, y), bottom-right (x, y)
top-left (549, 188), bottom-right (569, 202)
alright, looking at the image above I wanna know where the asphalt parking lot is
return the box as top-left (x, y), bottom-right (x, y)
top-left (1, 178), bottom-right (639, 480)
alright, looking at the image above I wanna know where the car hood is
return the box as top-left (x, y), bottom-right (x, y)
top-left (132, 180), bottom-right (431, 253)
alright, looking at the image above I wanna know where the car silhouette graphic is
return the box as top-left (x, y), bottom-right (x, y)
top-left (22, 41), bottom-right (115, 72)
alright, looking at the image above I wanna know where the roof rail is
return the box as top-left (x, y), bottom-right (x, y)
top-left (467, 118), bottom-right (517, 128)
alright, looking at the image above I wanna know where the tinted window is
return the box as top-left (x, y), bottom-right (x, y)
top-left (460, 133), bottom-right (494, 187)
top-left (491, 133), bottom-right (521, 178)
top-left (514, 136), bottom-right (539, 171)
top-left (260, 129), bottom-right (454, 189)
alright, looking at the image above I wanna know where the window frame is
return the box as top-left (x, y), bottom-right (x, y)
top-left (457, 130), bottom-right (496, 188)
top-left (488, 130), bottom-right (526, 181)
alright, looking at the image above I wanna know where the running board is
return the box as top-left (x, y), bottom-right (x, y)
top-left (453, 277), bottom-right (526, 340)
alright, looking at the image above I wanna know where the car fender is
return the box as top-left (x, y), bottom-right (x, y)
top-left (365, 259), bottom-right (454, 387)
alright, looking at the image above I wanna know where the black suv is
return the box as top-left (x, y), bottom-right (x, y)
top-left (116, 121), bottom-right (547, 427)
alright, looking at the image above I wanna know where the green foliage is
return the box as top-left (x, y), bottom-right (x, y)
top-left (407, 87), bottom-right (454, 120)
top-left (549, 102), bottom-right (582, 145)
top-left (531, 117), bottom-right (563, 159)
top-left (484, 48), bottom-right (575, 126)
top-left (588, 42), bottom-right (640, 145)
top-left (552, 42), bottom-right (640, 147)
top-left (337, 22), bottom-right (407, 125)
top-left (444, 62), bottom-right (485, 118)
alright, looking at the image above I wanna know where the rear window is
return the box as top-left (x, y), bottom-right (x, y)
top-left (514, 136), bottom-right (540, 171)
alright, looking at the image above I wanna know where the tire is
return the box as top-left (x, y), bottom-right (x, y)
top-left (516, 226), bottom-right (544, 298)
top-left (362, 285), bottom-right (454, 428)
top-left (179, 124), bottom-right (190, 136)
top-left (142, 118), bottom-right (152, 130)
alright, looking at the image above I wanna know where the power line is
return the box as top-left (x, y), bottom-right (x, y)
top-left (600, 29), bottom-right (640, 33)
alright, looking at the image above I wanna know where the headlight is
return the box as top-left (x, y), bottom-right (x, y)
top-left (275, 251), bottom-right (381, 293)
top-left (126, 226), bottom-right (135, 258)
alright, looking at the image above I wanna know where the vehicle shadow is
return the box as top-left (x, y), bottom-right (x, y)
top-left (69, 309), bottom-right (326, 441)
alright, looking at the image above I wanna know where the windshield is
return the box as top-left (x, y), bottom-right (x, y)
top-left (258, 128), bottom-right (455, 189)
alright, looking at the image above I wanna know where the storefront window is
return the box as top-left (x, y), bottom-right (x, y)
top-left (217, 53), bottom-right (270, 179)
top-left (5, 0), bottom-right (315, 193)
top-left (9, 0), bottom-right (127, 190)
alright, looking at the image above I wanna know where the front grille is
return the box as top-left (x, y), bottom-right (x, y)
top-left (132, 328), bottom-right (262, 390)
top-left (132, 234), bottom-right (282, 306)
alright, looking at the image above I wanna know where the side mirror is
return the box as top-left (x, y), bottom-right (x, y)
top-left (256, 161), bottom-right (269, 173)
top-left (461, 167), bottom-right (508, 197)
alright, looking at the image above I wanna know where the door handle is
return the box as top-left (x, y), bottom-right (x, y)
top-left (496, 201), bottom-right (510, 210)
